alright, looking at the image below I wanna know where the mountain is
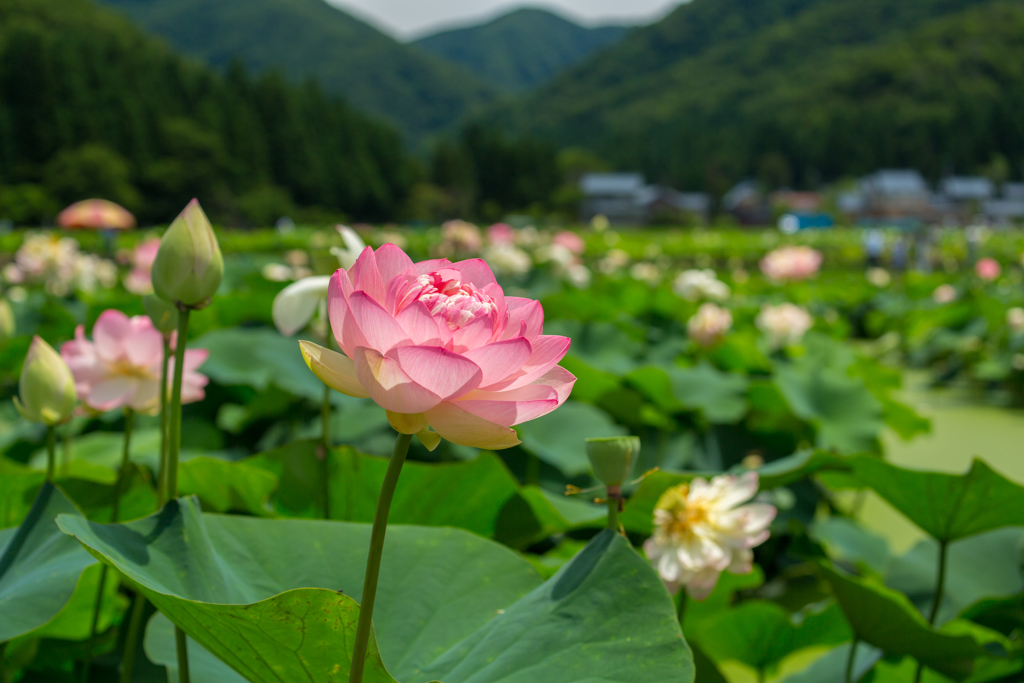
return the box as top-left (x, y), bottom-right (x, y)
top-left (0, 0), bottom-right (416, 224)
top-left (413, 8), bottom-right (629, 92)
top-left (94, 0), bottom-right (502, 140)
top-left (497, 0), bottom-right (1022, 193)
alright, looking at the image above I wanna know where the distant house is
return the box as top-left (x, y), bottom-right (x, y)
top-left (579, 173), bottom-right (708, 225)
top-left (983, 182), bottom-right (1024, 224)
top-left (722, 180), bottom-right (770, 224)
top-left (860, 170), bottom-right (933, 220)
top-left (940, 176), bottom-right (994, 203)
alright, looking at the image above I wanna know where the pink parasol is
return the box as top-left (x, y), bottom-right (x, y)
top-left (57, 199), bottom-right (136, 230)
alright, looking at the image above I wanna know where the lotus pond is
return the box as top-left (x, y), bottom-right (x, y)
top-left (0, 215), bottom-right (1023, 683)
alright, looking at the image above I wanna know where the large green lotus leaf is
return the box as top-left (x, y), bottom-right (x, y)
top-left (29, 428), bottom-right (162, 473)
top-left (247, 442), bottom-right (519, 537)
top-left (811, 517), bottom-right (891, 574)
top-left (695, 600), bottom-right (851, 674)
top-left (27, 562), bottom-right (128, 640)
top-left (775, 643), bottom-right (883, 683)
top-left (0, 483), bottom-right (97, 641)
top-left (819, 563), bottom-right (997, 679)
top-left (517, 401), bottom-right (627, 477)
top-left (668, 362), bottom-right (749, 424)
top-left (494, 486), bottom-right (606, 549)
top-left (850, 457), bottom-right (1024, 543)
top-left (0, 457), bottom-right (45, 528)
top-left (886, 528), bottom-right (1024, 625)
top-left (61, 500), bottom-right (693, 682)
top-left (178, 457), bottom-right (278, 517)
top-left (620, 450), bottom-right (848, 534)
top-left (774, 363), bottom-right (883, 454)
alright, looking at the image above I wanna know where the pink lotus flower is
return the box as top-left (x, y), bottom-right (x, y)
top-left (552, 230), bottom-right (585, 255)
top-left (124, 238), bottom-right (161, 295)
top-left (300, 245), bottom-right (575, 449)
top-left (486, 223), bottom-right (516, 246)
top-left (975, 257), bottom-right (1001, 281)
top-left (687, 303), bottom-right (732, 348)
top-left (644, 472), bottom-right (776, 599)
top-left (61, 310), bottom-right (209, 413)
top-left (760, 246), bottom-right (822, 281)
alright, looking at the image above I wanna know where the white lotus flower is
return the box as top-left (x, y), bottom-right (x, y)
top-left (673, 269), bottom-right (730, 302)
top-left (644, 472), bottom-right (776, 599)
top-left (687, 303), bottom-right (732, 347)
top-left (756, 303), bottom-right (813, 348)
top-left (273, 225), bottom-right (366, 335)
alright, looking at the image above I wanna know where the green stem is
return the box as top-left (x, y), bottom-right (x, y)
top-left (63, 424), bottom-right (72, 475)
top-left (915, 541), bottom-right (948, 683)
top-left (175, 627), bottom-right (190, 683)
top-left (845, 638), bottom-right (859, 683)
top-left (119, 592), bottom-right (147, 683)
top-left (82, 408), bottom-right (134, 682)
top-left (157, 336), bottom-right (171, 505)
top-left (524, 451), bottom-right (540, 486)
top-left (348, 431), bottom-right (413, 683)
top-left (676, 591), bottom-right (688, 628)
top-left (166, 309), bottom-right (190, 500)
top-left (321, 381), bottom-right (331, 519)
top-left (46, 425), bottom-right (56, 481)
top-left (606, 486), bottom-right (620, 531)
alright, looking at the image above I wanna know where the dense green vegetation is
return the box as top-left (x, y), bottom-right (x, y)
top-left (498, 0), bottom-right (1024, 194)
top-left (95, 0), bottom-right (501, 139)
top-left (0, 0), bottom-right (416, 225)
top-left (414, 8), bottom-right (628, 92)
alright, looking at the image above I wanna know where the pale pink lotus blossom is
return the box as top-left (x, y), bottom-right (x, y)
top-left (300, 245), bottom-right (575, 450)
top-left (435, 220), bottom-right (483, 257)
top-left (933, 284), bottom-right (957, 304)
top-left (760, 245), bottom-right (822, 281)
top-left (1007, 307), bottom-right (1024, 335)
top-left (687, 303), bottom-right (732, 347)
top-left (486, 223), bottom-right (516, 246)
top-left (552, 230), bottom-right (585, 255)
top-left (60, 310), bottom-right (209, 413)
top-left (124, 238), bottom-right (161, 295)
top-left (756, 303), bottom-right (813, 348)
top-left (644, 472), bottom-right (776, 599)
top-left (976, 257), bottom-right (1001, 281)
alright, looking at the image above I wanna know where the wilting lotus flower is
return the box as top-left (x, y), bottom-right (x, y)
top-left (300, 245), bottom-right (575, 449)
top-left (760, 246), bottom-right (822, 282)
top-left (1007, 307), bottom-right (1024, 335)
top-left (933, 284), bottom-right (957, 304)
top-left (688, 303), bottom-right (732, 347)
top-left (61, 310), bottom-right (208, 413)
top-left (553, 231), bottom-right (585, 255)
top-left (976, 258), bottom-right (1001, 281)
top-left (757, 303), bottom-right (813, 348)
top-left (124, 238), bottom-right (161, 295)
top-left (644, 472), bottom-right (776, 599)
top-left (272, 227), bottom-right (367, 336)
top-left (673, 269), bottom-right (730, 302)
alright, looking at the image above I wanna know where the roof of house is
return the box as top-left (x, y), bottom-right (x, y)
top-left (862, 170), bottom-right (929, 196)
top-left (939, 176), bottom-right (994, 201)
top-left (579, 173), bottom-right (646, 196)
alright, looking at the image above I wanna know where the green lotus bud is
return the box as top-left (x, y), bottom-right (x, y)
top-left (143, 295), bottom-right (179, 335)
top-left (586, 436), bottom-right (641, 487)
top-left (0, 298), bottom-right (14, 341)
top-left (152, 199), bottom-right (223, 307)
top-left (14, 336), bottom-right (77, 425)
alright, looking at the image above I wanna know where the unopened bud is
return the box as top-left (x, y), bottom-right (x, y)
top-left (14, 336), bottom-right (77, 425)
top-left (143, 295), bottom-right (179, 335)
top-left (151, 199), bottom-right (223, 307)
top-left (586, 436), bottom-right (641, 487)
top-left (0, 298), bottom-right (14, 341)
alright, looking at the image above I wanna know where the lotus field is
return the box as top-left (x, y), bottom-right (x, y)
top-left (2, 204), bottom-right (1024, 683)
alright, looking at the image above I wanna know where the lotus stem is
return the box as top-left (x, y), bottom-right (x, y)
top-left (45, 425), bottom-right (56, 481)
top-left (676, 591), bottom-right (687, 627)
top-left (165, 308), bottom-right (189, 500)
top-left (119, 592), bottom-right (147, 683)
top-left (157, 336), bottom-right (171, 504)
top-left (915, 540), bottom-right (948, 682)
top-left (606, 486), bottom-right (620, 531)
top-left (349, 431), bottom-right (413, 683)
top-left (845, 638), bottom-right (859, 683)
top-left (175, 627), bottom-right (190, 683)
top-left (321, 380), bottom-right (332, 519)
top-left (82, 407), bottom-right (134, 682)
top-left (63, 424), bottom-right (72, 475)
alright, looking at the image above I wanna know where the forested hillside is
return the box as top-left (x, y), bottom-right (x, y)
top-left (0, 0), bottom-right (416, 224)
top-left (95, 0), bottom-right (501, 139)
top-left (414, 8), bottom-right (628, 92)
top-left (499, 0), bottom-right (1023, 194)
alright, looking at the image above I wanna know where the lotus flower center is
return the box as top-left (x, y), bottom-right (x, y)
top-left (654, 484), bottom-right (711, 541)
top-left (409, 270), bottom-right (497, 330)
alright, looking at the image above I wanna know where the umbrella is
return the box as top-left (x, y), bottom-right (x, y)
top-left (57, 199), bottom-right (135, 230)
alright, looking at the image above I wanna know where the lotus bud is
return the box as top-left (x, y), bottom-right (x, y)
top-left (143, 295), bottom-right (179, 335)
top-left (0, 298), bottom-right (14, 341)
top-left (14, 336), bottom-right (77, 425)
top-left (152, 199), bottom-right (223, 308)
top-left (586, 436), bottom-right (641, 488)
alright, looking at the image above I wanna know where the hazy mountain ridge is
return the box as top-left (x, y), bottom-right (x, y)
top-left (95, 0), bottom-right (503, 140)
top-left (414, 8), bottom-right (629, 92)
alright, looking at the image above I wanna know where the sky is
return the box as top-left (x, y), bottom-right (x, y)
top-left (326, 0), bottom-right (680, 39)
